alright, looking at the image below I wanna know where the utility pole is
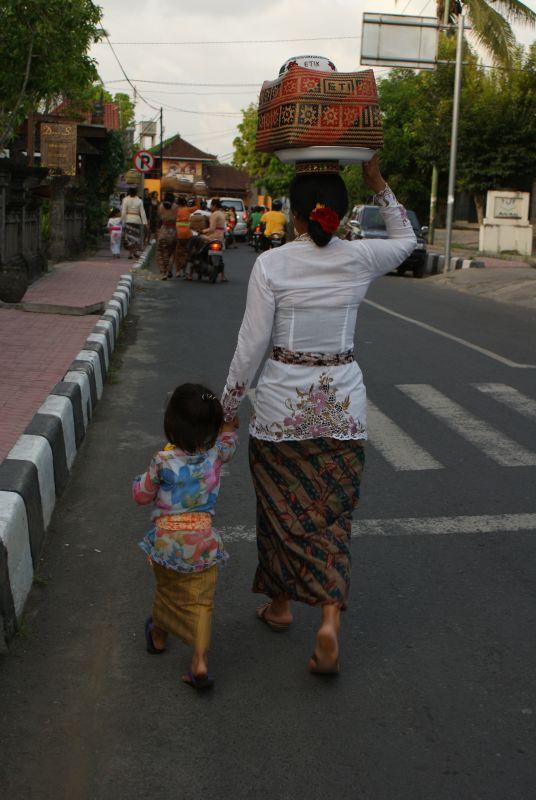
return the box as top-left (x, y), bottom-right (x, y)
top-left (428, 0), bottom-right (452, 245)
top-left (159, 107), bottom-right (164, 182)
top-left (443, 13), bottom-right (464, 272)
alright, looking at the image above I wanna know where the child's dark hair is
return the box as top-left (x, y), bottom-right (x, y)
top-left (164, 383), bottom-right (223, 453)
top-left (289, 173), bottom-right (348, 247)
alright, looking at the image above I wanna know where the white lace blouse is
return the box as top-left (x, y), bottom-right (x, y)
top-left (221, 187), bottom-right (417, 442)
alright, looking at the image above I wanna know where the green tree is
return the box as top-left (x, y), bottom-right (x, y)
top-left (437, 0), bottom-right (535, 65)
top-left (376, 39), bottom-right (536, 222)
top-left (232, 103), bottom-right (295, 197)
top-left (456, 43), bottom-right (536, 221)
top-left (0, 0), bottom-right (102, 150)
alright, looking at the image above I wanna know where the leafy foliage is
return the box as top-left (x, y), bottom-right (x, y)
top-left (376, 38), bottom-right (536, 219)
top-left (232, 103), bottom-right (294, 197)
top-left (0, 0), bottom-right (102, 149)
top-left (437, 0), bottom-right (535, 65)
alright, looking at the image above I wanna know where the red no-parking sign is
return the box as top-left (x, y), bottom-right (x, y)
top-left (133, 149), bottom-right (155, 173)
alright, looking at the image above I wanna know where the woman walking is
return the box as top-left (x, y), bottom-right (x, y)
top-left (221, 156), bottom-right (416, 674)
top-left (175, 196), bottom-right (194, 278)
top-left (156, 193), bottom-right (177, 280)
top-left (121, 187), bottom-right (147, 260)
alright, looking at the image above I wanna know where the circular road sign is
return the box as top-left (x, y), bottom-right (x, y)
top-left (133, 149), bottom-right (155, 173)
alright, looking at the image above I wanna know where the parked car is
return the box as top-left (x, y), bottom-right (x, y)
top-left (344, 205), bottom-right (428, 278)
top-left (209, 197), bottom-right (248, 240)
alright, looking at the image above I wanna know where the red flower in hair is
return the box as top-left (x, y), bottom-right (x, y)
top-left (309, 204), bottom-right (340, 234)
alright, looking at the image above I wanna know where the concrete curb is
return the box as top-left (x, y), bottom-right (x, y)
top-left (0, 264), bottom-right (138, 648)
top-left (131, 241), bottom-right (155, 272)
top-left (424, 253), bottom-right (479, 275)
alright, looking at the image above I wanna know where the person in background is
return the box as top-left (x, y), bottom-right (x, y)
top-left (156, 192), bottom-right (177, 280)
top-left (260, 200), bottom-right (287, 250)
top-left (143, 188), bottom-right (151, 221)
top-left (198, 198), bottom-right (228, 282)
top-left (175, 196), bottom-right (195, 279)
top-left (121, 187), bottom-right (147, 260)
top-left (149, 191), bottom-right (160, 242)
top-left (225, 205), bottom-right (238, 249)
top-left (248, 205), bottom-right (263, 242)
top-left (107, 208), bottom-right (123, 259)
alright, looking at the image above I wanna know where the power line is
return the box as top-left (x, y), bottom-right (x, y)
top-left (98, 26), bottom-right (161, 113)
top-left (105, 79), bottom-right (263, 87)
top-left (96, 34), bottom-right (362, 46)
top-left (126, 88), bottom-right (259, 97)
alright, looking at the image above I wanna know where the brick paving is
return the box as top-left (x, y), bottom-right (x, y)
top-left (0, 251), bottom-right (131, 461)
top-left (23, 253), bottom-right (128, 309)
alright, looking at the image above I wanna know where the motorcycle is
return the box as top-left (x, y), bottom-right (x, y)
top-left (269, 233), bottom-right (285, 248)
top-left (252, 224), bottom-right (263, 253)
top-left (191, 239), bottom-right (224, 283)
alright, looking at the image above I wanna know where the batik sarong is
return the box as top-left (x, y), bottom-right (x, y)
top-left (249, 436), bottom-right (365, 610)
top-left (123, 222), bottom-right (143, 252)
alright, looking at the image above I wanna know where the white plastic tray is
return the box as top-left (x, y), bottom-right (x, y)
top-left (275, 146), bottom-right (375, 165)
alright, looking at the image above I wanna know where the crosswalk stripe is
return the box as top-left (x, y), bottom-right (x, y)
top-left (220, 513), bottom-right (536, 541)
top-left (398, 384), bottom-right (536, 467)
top-left (367, 400), bottom-right (443, 471)
top-left (473, 383), bottom-right (536, 422)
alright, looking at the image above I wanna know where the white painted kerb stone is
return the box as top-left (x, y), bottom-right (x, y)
top-left (87, 332), bottom-right (110, 368)
top-left (38, 395), bottom-right (77, 469)
top-left (63, 370), bottom-right (91, 428)
top-left (76, 350), bottom-right (104, 399)
top-left (0, 492), bottom-right (32, 616)
top-left (7, 435), bottom-right (56, 527)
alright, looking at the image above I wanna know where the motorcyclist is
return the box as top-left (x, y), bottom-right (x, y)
top-left (188, 198), bottom-right (228, 282)
top-left (260, 200), bottom-right (287, 250)
top-left (248, 205), bottom-right (264, 242)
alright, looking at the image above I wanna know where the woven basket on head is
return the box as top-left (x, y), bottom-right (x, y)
top-left (256, 67), bottom-right (383, 154)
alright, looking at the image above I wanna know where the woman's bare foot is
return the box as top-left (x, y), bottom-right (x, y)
top-left (309, 605), bottom-right (340, 674)
top-left (257, 597), bottom-right (293, 629)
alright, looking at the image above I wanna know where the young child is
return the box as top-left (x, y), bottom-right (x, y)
top-left (132, 383), bottom-right (238, 691)
top-left (107, 209), bottom-right (123, 258)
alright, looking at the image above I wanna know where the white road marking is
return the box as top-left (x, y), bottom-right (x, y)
top-left (367, 400), bottom-right (443, 471)
top-left (473, 383), bottom-right (536, 422)
top-left (220, 513), bottom-right (536, 541)
top-left (362, 299), bottom-right (536, 369)
top-left (398, 384), bottom-right (536, 466)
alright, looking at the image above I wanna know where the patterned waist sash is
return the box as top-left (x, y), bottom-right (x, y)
top-left (156, 512), bottom-right (212, 532)
top-left (271, 346), bottom-right (355, 367)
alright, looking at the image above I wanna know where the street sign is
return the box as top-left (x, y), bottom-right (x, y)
top-left (133, 149), bottom-right (155, 173)
top-left (361, 13), bottom-right (438, 70)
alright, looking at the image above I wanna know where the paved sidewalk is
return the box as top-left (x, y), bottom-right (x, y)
top-left (427, 265), bottom-right (536, 311)
top-left (429, 227), bottom-right (534, 268)
top-left (0, 251), bottom-right (130, 460)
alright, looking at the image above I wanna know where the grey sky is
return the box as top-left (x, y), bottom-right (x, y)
top-left (91, 0), bottom-right (536, 161)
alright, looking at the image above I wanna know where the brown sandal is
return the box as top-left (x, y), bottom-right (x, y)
top-left (256, 603), bottom-right (291, 632)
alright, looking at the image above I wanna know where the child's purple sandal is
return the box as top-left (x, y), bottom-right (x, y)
top-left (182, 671), bottom-right (214, 691)
top-left (145, 617), bottom-right (166, 655)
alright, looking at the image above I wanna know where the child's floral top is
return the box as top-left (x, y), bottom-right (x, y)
top-left (133, 432), bottom-right (238, 573)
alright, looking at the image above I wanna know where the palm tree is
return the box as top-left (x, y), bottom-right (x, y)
top-left (437, 0), bottom-right (536, 64)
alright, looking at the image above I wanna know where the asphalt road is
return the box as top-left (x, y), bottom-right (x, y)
top-left (1, 244), bottom-right (535, 800)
